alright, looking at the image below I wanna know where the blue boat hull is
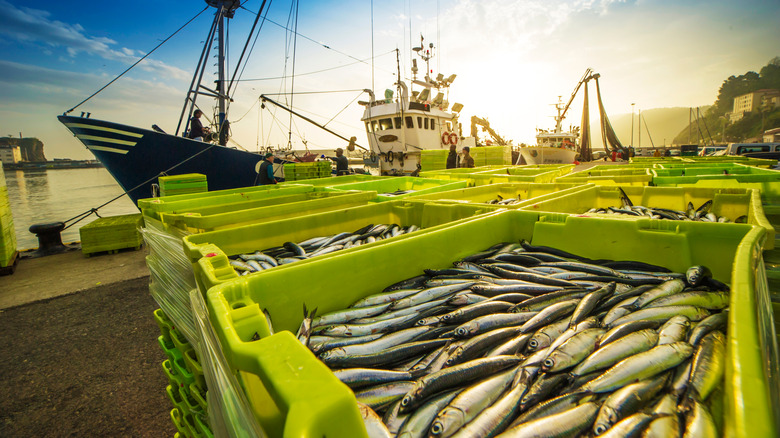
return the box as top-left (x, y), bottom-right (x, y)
top-left (58, 115), bottom-right (264, 206)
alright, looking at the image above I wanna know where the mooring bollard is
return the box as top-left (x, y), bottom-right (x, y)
top-left (28, 222), bottom-right (69, 257)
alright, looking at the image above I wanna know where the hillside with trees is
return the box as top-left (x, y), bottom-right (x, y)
top-left (672, 57), bottom-right (780, 144)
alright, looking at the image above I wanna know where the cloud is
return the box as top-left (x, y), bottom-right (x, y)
top-left (0, 60), bottom-right (183, 114)
top-left (0, 0), bottom-right (189, 80)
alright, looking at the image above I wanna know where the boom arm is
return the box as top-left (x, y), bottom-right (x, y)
top-left (470, 116), bottom-right (508, 145)
top-left (260, 95), bottom-right (368, 151)
top-left (560, 68), bottom-right (596, 121)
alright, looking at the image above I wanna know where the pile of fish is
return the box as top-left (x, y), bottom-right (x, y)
top-left (585, 189), bottom-right (746, 223)
top-left (486, 195), bottom-right (522, 206)
top-left (229, 223), bottom-right (419, 274)
top-left (298, 241), bottom-right (728, 437)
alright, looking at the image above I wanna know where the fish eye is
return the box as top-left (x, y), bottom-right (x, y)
top-left (543, 358), bottom-right (554, 368)
top-left (594, 424), bottom-right (607, 435)
top-left (456, 328), bottom-right (466, 336)
top-left (529, 339), bottom-right (538, 348)
top-left (401, 396), bottom-right (410, 406)
top-left (431, 423), bottom-right (443, 435)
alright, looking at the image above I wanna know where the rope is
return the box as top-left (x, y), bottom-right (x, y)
top-left (64, 7), bottom-right (208, 115)
top-left (62, 143), bottom-right (219, 229)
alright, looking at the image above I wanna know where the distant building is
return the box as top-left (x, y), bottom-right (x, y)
top-left (0, 144), bottom-right (22, 164)
top-left (765, 127), bottom-right (780, 143)
top-left (728, 89), bottom-right (780, 122)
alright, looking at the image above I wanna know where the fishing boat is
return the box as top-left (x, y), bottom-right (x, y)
top-left (520, 100), bottom-right (581, 165)
top-left (518, 69), bottom-right (626, 165)
top-left (57, 1), bottom-right (276, 205)
top-left (359, 36), bottom-right (470, 175)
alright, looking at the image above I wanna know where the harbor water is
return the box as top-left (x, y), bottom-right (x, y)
top-left (4, 168), bottom-right (139, 251)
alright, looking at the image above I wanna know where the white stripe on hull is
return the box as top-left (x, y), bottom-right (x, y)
top-left (86, 145), bottom-right (130, 155)
top-left (64, 123), bottom-right (143, 138)
top-left (76, 134), bottom-right (138, 146)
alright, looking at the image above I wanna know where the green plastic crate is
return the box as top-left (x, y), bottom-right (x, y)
top-left (520, 185), bottom-right (775, 249)
top-left (184, 348), bottom-right (206, 388)
top-left (556, 167), bottom-right (654, 186)
top-left (160, 190), bottom-right (377, 234)
top-left (158, 335), bottom-right (183, 365)
top-left (420, 169), bottom-right (562, 186)
top-left (651, 167), bottom-right (780, 204)
top-left (326, 176), bottom-right (467, 201)
top-left (194, 413), bottom-right (214, 438)
top-left (138, 184), bottom-right (314, 215)
top-left (185, 200), bottom-right (497, 291)
top-left (409, 182), bottom-right (591, 208)
top-left (280, 174), bottom-right (389, 187)
top-left (139, 185), bottom-right (318, 221)
top-left (170, 408), bottom-right (190, 438)
top-left (206, 210), bottom-right (776, 438)
top-left (166, 384), bottom-right (189, 415)
top-left (159, 173), bottom-right (208, 197)
top-left (154, 308), bottom-right (174, 343)
top-left (79, 214), bottom-right (143, 256)
top-left (190, 383), bottom-right (208, 413)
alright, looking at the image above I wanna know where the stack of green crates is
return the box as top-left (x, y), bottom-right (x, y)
top-left (420, 149), bottom-right (449, 171)
top-left (0, 169), bottom-right (17, 269)
top-left (155, 308), bottom-right (213, 438)
top-left (470, 145), bottom-right (510, 166)
top-left (159, 174), bottom-right (208, 197)
top-left (283, 161), bottom-right (332, 181)
top-left (79, 213), bottom-right (144, 257)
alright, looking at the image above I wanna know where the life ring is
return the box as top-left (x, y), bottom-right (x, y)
top-left (442, 132), bottom-right (450, 145)
top-left (449, 133), bottom-right (458, 145)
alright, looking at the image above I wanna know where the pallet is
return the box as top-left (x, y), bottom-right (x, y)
top-left (0, 251), bottom-right (20, 276)
top-left (82, 244), bottom-right (143, 258)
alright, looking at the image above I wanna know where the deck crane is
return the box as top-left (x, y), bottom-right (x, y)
top-left (554, 68), bottom-right (598, 132)
top-left (470, 116), bottom-right (510, 146)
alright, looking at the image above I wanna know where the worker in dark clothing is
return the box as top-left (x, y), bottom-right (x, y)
top-left (329, 148), bottom-right (349, 175)
top-left (257, 152), bottom-right (277, 185)
top-left (459, 146), bottom-right (475, 168)
top-left (188, 109), bottom-right (210, 141)
top-left (446, 144), bottom-right (459, 169)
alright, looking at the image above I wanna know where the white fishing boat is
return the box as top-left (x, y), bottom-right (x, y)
top-left (520, 100), bottom-right (581, 165)
top-left (359, 37), bottom-right (473, 175)
top-left (518, 69), bottom-right (626, 165)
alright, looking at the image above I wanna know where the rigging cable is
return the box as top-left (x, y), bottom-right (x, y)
top-left (62, 143), bottom-right (219, 230)
top-left (287, 0), bottom-right (300, 148)
top-left (324, 92), bottom-right (364, 127)
top-left (227, 0), bottom-right (270, 96)
top-left (64, 6), bottom-right (209, 115)
top-left (236, 50), bottom-right (396, 82)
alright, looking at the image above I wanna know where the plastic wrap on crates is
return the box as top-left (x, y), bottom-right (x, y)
top-left (189, 288), bottom-right (266, 438)
top-left (141, 223), bottom-right (198, 342)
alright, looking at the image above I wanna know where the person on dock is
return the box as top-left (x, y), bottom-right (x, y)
top-left (460, 146), bottom-right (475, 168)
top-left (258, 152), bottom-right (277, 185)
top-left (328, 148), bottom-right (350, 176)
top-left (446, 144), bottom-right (459, 169)
top-left (654, 149), bottom-right (661, 158)
top-left (187, 109), bottom-right (210, 141)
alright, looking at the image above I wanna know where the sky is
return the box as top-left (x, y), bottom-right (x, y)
top-left (0, 0), bottom-right (778, 160)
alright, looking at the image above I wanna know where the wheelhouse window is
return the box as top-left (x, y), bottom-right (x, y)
top-left (405, 116), bottom-right (414, 128)
top-left (394, 117), bottom-right (402, 129)
top-left (424, 118), bottom-right (429, 129)
top-left (365, 122), bottom-right (371, 132)
top-left (379, 118), bottom-right (393, 130)
top-left (371, 120), bottom-right (379, 132)
top-left (417, 117), bottom-right (423, 128)
top-left (430, 118), bottom-right (436, 130)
